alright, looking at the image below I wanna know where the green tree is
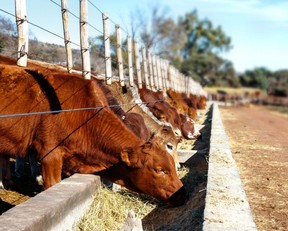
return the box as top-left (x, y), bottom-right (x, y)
top-left (174, 10), bottom-right (235, 86)
top-left (239, 67), bottom-right (271, 90)
top-left (130, 6), bottom-right (235, 87)
top-left (269, 70), bottom-right (288, 96)
top-left (178, 10), bottom-right (232, 58)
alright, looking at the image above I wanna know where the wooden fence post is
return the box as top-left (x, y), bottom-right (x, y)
top-left (147, 51), bottom-right (154, 90)
top-left (134, 41), bottom-right (142, 89)
top-left (141, 47), bottom-right (149, 89)
top-left (61, 0), bottom-right (73, 73)
top-left (156, 57), bottom-right (162, 90)
top-left (127, 35), bottom-right (134, 87)
top-left (115, 24), bottom-right (124, 86)
top-left (166, 61), bottom-right (170, 90)
top-left (102, 13), bottom-right (112, 85)
top-left (169, 66), bottom-right (175, 92)
top-left (15, 0), bottom-right (28, 67)
top-left (152, 55), bottom-right (158, 90)
top-left (79, 0), bottom-right (91, 79)
top-left (160, 59), bottom-right (167, 92)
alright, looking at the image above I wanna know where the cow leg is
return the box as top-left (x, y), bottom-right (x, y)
top-left (40, 152), bottom-right (63, 189)
top-left (14, 156), bottom-right (25, 179)
top-left (0, 155), bottom-right (5, 189)
top-left (0, 156), bottom-right (13, 189)
top-left (28, 152), bottom-right (43, 186)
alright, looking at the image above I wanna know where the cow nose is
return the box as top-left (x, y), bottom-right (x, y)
top-left (193, 130), bottom-right (201, 140)
top-left (167, 186), bottom-right (187, 207)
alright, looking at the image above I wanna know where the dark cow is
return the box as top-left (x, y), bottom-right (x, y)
top-left (0, 155), bottom-right (12, 188)
top-left (0, 64), bottom-right (186, 206)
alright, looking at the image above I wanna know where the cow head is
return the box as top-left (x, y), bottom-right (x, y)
top-left (152, 125), bottom-right (180, 170)
top-left (99, 139), bottom-right (187, 206)
top-left (180, 114), bottom-right (201, 140)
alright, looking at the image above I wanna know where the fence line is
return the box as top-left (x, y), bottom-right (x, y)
top-left (0, 1), bottom-right (207, 97)
top-left (79, 0), bottom-right (91, 79)
top-left (60, 0), bottom-right (72, 73)
top-left (15, 0), bottom-right (28, 67)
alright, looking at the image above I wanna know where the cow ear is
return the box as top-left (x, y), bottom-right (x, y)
top-left (120, 148), bottom-right (143, 168)
top-left (120, 149), bottom-right (132, 166)
top-left (141, 141), bottom-right (152, 153)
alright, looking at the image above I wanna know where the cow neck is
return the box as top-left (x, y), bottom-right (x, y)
top-left (81, 80), bottom-right (142, 154)
top-left (97, 80), bottom-right (126, 117)
top-left (101, 81), bottom-right (172, 136)
top-left (89, 107), bottom-right (144, 156)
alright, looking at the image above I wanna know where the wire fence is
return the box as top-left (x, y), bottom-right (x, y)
top-left (0, 99), bottom-right (165, 119)
top-left (0, 0), bottom-right (207, 117)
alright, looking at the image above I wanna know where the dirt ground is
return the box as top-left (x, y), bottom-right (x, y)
top-left (220, 104), bottom-right (288, 231)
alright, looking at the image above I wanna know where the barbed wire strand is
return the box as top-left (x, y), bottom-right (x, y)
top-left (0, 5), bottom-right (178, 90)
top-left (49, 0), bottom-right (103, 35)
top-left (0, 99), bottom-right (165, 119)
top-left (87, 0), bottom-right (129, 35)
top-left (1, 6), bottom-right (148, 70)
top-left (0, 8), bottom-right (81, 49)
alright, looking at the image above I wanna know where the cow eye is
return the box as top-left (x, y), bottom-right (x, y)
top-left (155, 168), bottom-right (166, 175)
top-left (166, 143), bottom-right (174, 152)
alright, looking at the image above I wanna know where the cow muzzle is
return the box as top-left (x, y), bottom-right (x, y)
top-left (166, 186), bottom-right (187, 207)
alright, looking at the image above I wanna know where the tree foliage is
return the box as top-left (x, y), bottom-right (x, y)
top-left (130, 5), bottom-right (237, 87)
top-left (179, 10), bottom-right (232, 58)
top-left (239, 67), bottom-right (288, 96)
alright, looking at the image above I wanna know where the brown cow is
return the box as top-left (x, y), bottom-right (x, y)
top-left (166, 90), bottom-right (198, 121)
top-left (139, 86), bottom-right (199, 141)
top-left (179, 114), bottom-right (201, 140)
top-left (97, 80), bottom-right (149, 141)
top-left (138, 86), bottom-right (182, 138)
top-left (103, 81), bottom-right (181, 169)
top-left (0, 64), bottom-right (186, 206)
top-left (121, 112), bottom-right (150, 141)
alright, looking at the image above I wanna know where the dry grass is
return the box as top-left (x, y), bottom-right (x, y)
top-left (74, 168), bottom-right (189, 231)
top-left (0, 190), bottom-right (29, 205)
top-left (74, 186), bottom-right (156, 231)
top-left (204, 86), bottom-right (266, 96)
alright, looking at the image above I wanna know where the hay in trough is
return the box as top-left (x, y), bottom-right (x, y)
top-left (74, 186), bottom-right (157, 231)
top-left (75, 106), bottom-right (211, 231)
top-left (74, 167), bottom-right (190, 231)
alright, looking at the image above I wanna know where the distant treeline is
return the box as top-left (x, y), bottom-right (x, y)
top-left (0, 14), bottom-right (287, 97)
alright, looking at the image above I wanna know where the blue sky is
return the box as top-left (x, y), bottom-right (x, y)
top-left (1, 0), bottom-right (287, 73)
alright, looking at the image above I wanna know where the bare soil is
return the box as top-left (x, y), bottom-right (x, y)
top-left (220, 104), bottom-right (288, 231)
